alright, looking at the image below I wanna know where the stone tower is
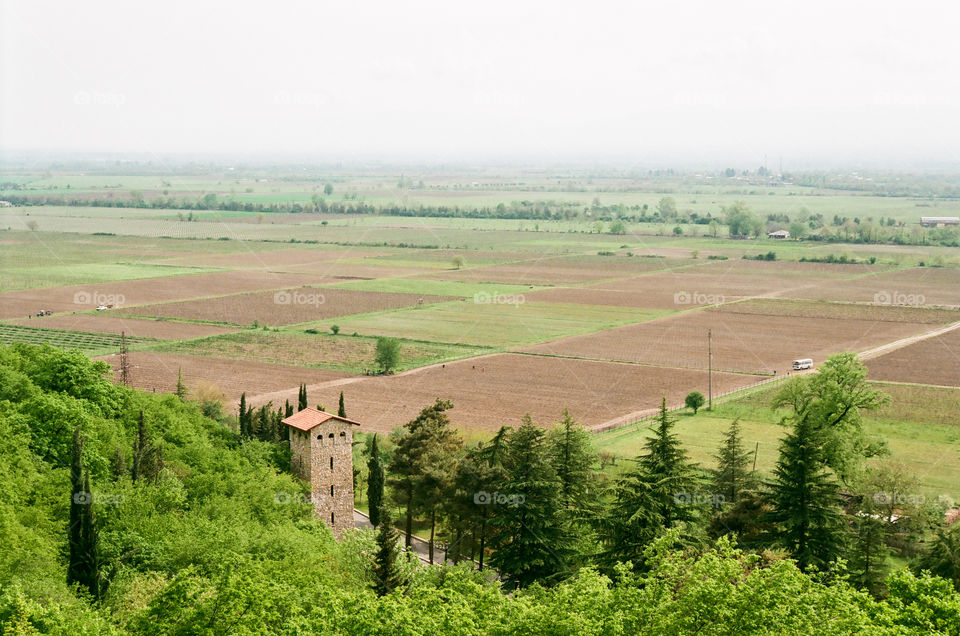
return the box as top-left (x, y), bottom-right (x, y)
top-left (282, 407), bottom-right (359, 538)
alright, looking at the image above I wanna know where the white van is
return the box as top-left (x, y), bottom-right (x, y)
top-left (792, 358), bottom-right (813, 370)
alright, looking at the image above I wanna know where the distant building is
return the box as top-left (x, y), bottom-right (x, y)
top-left (282, 408), bottom-right (360, 538)
top-left (767, 230), bottom-right (790, 239)
top-left (0, 201), bottom-right (12, 207)
top-left (920, 216), bottom-right (960, 227)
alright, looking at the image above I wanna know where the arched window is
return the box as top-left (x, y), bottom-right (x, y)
top-left (328, 433), bottom-right (334, 439)
top-left (339, 431), bottom-right (346, 439)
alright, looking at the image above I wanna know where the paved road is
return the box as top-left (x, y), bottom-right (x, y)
top-left (353, 509), bottom-right (446, 565)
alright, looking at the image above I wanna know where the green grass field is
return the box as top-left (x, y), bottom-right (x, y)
top-left (0, 323), bottom-right (156, 355)
top-left (593, 381), bottom-right (960, 501)
top-left (321, 300), bottom-right (672, 348)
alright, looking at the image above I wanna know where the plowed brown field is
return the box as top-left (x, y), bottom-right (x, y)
top-left (122, 288), bottom-right (452, 326)
top-left (866, 326), bottom-right (960, 387)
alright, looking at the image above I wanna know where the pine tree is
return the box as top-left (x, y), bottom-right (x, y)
top-left (602, 397), bottom-right (702, 570)
top-left (547, 409), bottom-right (596, 511)
top-left (174, 367), bottom-right (188, 400)
top-left (367, 434), bottom-right (385, 527)
top-left (388, 399), bottom-right (455, 547)
top-left (764, 416), bottom-right (847, 572)
top-left (284, 399), bottom-right (293, 418)
top-left (712, 418), bottom-right (758, 506)
top-left (338, 391), bottom-right (346, 418)
top-left (372, 505), bottom-right (403, 597)
top-left (488, 416), bottom-right (573, 588)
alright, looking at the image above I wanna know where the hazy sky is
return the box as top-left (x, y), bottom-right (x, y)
top-left (2, 0), bottom-right (959, 165)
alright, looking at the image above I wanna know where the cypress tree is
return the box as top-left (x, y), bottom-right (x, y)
top-left (68, 427), bottom-right (100, 599)
top-left (284, 399), bottom-right (293, 418)
top-left (338, 391), bottom-right (346, 418)
top-left (298, 384), bottom-right (307, 411)
top-left (372, 505), bottom-right (403, 597)
top-left (238, 393), bottom-right (247, 434)
top-left (367, 435), bottom-right (385, 527)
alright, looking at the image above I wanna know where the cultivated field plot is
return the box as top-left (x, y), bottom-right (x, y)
top-left (155, 330), bottom-right (489, 374)
top-left (328, 300), bottom-right (670, 348)
top-left (783, 266), bottom-right (960, 308)
top-left (0, 270), bottom-right (334, 319)
top-left (5, 314), bottom-right (239, 340)
top-left (0, 324), bottom-right (156, 354)
top-left (122, 288), bottom-right (452, 326)
top-left (866, 326), bottom-right (960, 387)
top-left (523, 299), bottom-right (954, 375)
top-left (258, 353), bottom-right (758, 434)
top-left (552, 259), bottom-right (884, 310)
top-left (148, 246), bottom-right (390, 269)
top-left (418, 254), bottom-right (686, 286)
top-left (96, 352), bottom-right (349, 403)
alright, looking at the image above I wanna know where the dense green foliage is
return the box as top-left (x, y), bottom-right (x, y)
top-left (1, 344), bottom-right (959, 634)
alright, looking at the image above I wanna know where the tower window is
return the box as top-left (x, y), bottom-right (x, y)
top-left (330, 485), bottom-right (334, 496)
top-left (331, 512), bottom-right (335, 525)
top-left (330, 456), bottom-right (333, 469)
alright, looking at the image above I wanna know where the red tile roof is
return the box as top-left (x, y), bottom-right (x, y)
top-left (281, 407), bottom-right (360, 431)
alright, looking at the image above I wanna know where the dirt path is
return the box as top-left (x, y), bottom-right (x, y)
top-left (857, 320), bottom-right (960, 361)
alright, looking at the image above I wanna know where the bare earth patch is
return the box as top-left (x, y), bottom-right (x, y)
top-left (122, 288), bottom-right (452, 326)
top-left (866, 326), bottom-right (960, 387)
top-left (96, 352), bottom-right (349, 404)
top-left (5, 314), bottom-right (239, 340)
top-left (0, 270), bottom-right (337, 319)
top-left (250, 353), bottom-right (758, 435)
top-left (522, 300), bottom-right (949, 375)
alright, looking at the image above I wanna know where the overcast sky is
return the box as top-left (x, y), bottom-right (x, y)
top-left (2, 0), bottom-right (958, 166)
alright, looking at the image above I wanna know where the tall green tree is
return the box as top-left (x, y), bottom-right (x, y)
top-left (374, 337), bottom-right (401, 373)
top-left (488, 416), bottom-right (573, 588)
top-left (131, 409), bottom-right (163, 483)
top-left (602, 397), bottom-right (702, 570)
top-left (764, 417), bottom-right (847, 572)
top-left (338, 391), bottom-right (346, 418)
top-left (773, 352), bottom-right (889, 485)
top-left (372, 505), bottom-right (403, 597)
top-left (711, 418), bottom-right (758, 506)
top-left (67, 427), bottom-right (100, 599)
top-left (388, 399), bottom-right (455, 547)
top-left (297, 384), bottom-right (307, 412)
top-left (547, 409), bottom-right (596, 512)
top-left (367, 434), bottom-right (385, 527)
top-left (174, 367), bottom-right (188, 400)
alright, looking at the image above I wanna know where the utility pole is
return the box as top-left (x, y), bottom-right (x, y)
top-left (708, 329), bottom-right (713, 410)
top-left (119, 331), bottom-right (130, 386)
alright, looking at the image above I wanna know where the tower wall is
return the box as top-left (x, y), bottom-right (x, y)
top-left (308, 421), bottom-right (355, 537)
